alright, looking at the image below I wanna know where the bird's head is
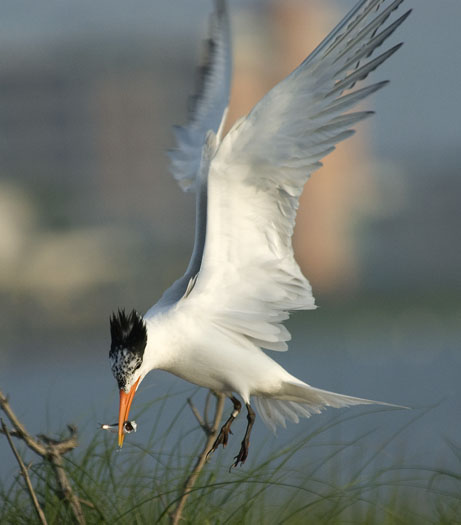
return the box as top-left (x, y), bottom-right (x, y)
top-left (109, 308), bottom-right (147, 447)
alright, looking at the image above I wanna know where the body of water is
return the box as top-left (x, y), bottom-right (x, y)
top-left (1, 303), bottom-right (460, 483)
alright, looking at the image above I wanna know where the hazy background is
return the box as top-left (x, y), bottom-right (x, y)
top-left (0, 0), bottom-right (460, 479)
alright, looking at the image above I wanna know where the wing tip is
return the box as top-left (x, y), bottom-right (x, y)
top-left (214, 0), bottom-right (226, 17)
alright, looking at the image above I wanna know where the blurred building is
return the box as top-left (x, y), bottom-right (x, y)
top-left (0, 0), bottom-right (459, 336)
top-left (0, 59), bottom-right (94, 184)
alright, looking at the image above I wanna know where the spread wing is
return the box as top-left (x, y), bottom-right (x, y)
top-left (177, 0), bottom-right (410, 351)
top-left (147, 0), bottom-right (231, 313)
top-left (168, 0), bottom-right (231, 193)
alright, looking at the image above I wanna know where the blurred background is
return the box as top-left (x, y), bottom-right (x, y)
top-left (0, 0), bottom-right (460, 478)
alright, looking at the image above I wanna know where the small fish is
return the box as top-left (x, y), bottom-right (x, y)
top-left (100, 421), bottom-right (137, 434)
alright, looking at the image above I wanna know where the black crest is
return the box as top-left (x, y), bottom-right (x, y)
top-left (109, 309), bottom-right (147, 360)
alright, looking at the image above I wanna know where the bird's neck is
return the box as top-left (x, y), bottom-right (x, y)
top-left (142, 311), bottom-right (179, 373)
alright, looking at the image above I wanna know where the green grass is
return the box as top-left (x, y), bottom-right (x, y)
top-left (1, 397), bottom-right (460, 524)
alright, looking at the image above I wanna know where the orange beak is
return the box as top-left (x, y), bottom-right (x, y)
top-left (118, 376), bottom-right (141, 448)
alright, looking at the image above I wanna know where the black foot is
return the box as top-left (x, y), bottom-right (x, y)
top-left (207, 420), bottom-right (233, 458)
top-left (231, 439), bottom-right (249, 469)
top-left (230, 403), bottom-right (255, 470)
top-left (207, 396), bottom-right (242, 460)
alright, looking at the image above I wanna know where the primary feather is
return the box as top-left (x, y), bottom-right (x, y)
top-left (168, 0), bottom-right (231, 192)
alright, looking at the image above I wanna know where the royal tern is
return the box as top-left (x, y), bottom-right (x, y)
top-left (109, 0), bottom-right (410, 468)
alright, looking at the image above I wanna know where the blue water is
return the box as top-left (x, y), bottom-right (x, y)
top-left (1, 310), bottom-right (460, 485)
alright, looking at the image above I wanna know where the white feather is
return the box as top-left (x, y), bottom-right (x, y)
top-left (168, 0), bottom-right (231, 192)
top-left (142, 0), bottom-right (410, 430)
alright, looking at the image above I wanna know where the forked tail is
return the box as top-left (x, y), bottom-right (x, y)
top-left (253, 381), bottom-right (403, 432)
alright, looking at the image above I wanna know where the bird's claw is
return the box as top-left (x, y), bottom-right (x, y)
top-left (230, 441), bottom-right (249, 470)
top-left (207, 425), bottom-right (231, 459)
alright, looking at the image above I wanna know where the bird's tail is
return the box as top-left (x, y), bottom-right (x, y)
top-left (253, 381), bottom-right (402, 432)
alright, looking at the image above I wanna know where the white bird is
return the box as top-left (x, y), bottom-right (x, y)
top-left (109, 0), bottom-right (410, 468)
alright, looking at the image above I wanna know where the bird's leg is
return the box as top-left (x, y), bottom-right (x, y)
top-left (208, 396), bottom-right (241, 457)
top-left (231, 403), bottom-right (255, 469)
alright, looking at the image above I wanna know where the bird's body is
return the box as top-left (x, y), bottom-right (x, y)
top-left (109, 0), bottom-right (411, 466)
top-left (141, 295), bottom-right (376, 427)
top-left (145, 306), bottom-right (296, 398)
